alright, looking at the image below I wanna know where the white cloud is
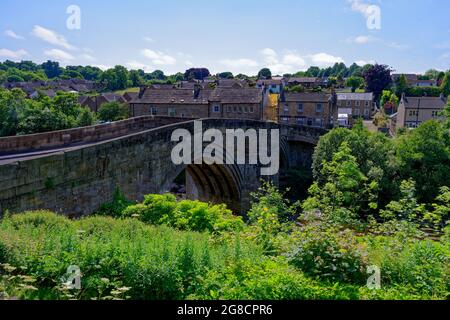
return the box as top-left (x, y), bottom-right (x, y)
top-left (348, 0), bottom-right (372, 18)
top-left (143, 37), bottom-right (155, 43)
top-left (282, 53), bottom-right (306, 67)
top-left (185, 60), bottom-right (194, 67)
top-left (307, 53), bottom-right (345, 66)
top-left (142, 49), bottom-right (177, 65)
top-left (261, 48), bottom-right (278, 65)
top-left (32, 25), bottom-right (75, 50)
top-left (347, 35), bottom-right (375, 44)
top-left (5, 30), bottom-right (24, 40)
top-left (44, 49), bottom-right (75, 62)
top-left (80, 53), bottom-right (96, 62)
top-left (355, 59), bottom-right (376, 66)
top-left (0, 48), bottom-right (28, 59)
top-left (126, 60), bottom-right (152, 72)
top-left (259, 48), bottom-right (307, 74)
top-left (94, 64), bottom-right (113, 71)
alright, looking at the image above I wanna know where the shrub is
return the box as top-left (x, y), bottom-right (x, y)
top-left (288, 225), bottom-right (366, 284)
top-left (97, 102), bottom-right (128, 122)
top-left (96, 189), bottom-right (134, 218)
top-left (121, 194), bottom-right (244, 234)
top-left (190, 257), bottom-right (360, 300)
top-left (366, 235), bottom-right (449, 297)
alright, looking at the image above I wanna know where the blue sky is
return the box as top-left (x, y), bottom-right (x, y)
top-left (0, 0), bottom-right (449, 75)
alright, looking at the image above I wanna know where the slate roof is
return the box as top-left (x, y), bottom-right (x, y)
top-left (401, 96), bottom-right (448, 109)
top-left (132, 87), bottom-right (263, 105)
top-left (337, 92), bottom-right (374, 100)
top-left (283, 92), bottom-right (332, 103)
top-left (209, 88), bottom-right (263, 104)
top-left (132, 88), bottom-right (212, 104)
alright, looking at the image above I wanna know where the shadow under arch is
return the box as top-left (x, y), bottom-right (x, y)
top-left (161, 153), bottom-right (244, 214)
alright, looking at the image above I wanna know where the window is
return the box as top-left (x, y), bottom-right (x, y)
top-left (168, 108), bottom-right (176, 117)
top-left (353, 108), bottom-right (360, 116)
top-left (347, 100), bottom-right (351, 107)
top-left (244, 107), bottom-right (248, 113)
top-left (296, 117), bottom-right (305, 125)
top-left (355, 101), bottom-right (360, 107)
top-left (284, 104), bottom-right (289, 113)
top-left (227, 106), bottom-right (232, 112)
top-left (239, 106), bottom-right (243, 113)
top-left (314, 118), bottom-right (323, 127)
top-left (365, 101), bottom-right (370, 107)
top-left (432, 110), bottom-right (440, 117)
top-left (316, 103), bottom-right (323, 113)
top-left (364, 109), bottom-right (370, 117)
top-left (280, 117), bottom-right (289, 122)
top-left (409, 110), bottom-right (418, 117)
top-left (212, 105), bottom-right (220, 113)
top-left (150, 106), bottom-right (157, 116)
top-left (297, 103), bottom-right (303, 113)
top-left (250, 106), bottom-right (255, 113)
top-left (233, 106), bottom-right (237, 112)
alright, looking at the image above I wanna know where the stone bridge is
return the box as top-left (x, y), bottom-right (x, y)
top-left (0, 116), bottom-right (326, 217)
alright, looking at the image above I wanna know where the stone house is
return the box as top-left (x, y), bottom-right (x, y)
top-left (395, 93), bottom-right (448, 129)
top-left (129, 86), bottom-right (264, 120)
top-left (278, 92), bottom-right (338, 128)
top-left (336, 92), bottom-right (376, 127)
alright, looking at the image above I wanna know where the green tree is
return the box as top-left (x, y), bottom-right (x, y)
top-left (257, 68), bottom-right (272, 80)
top-left (77, 107), bottom-right (97, 127)
top-left (304, 142), bottom-right (379, 221)
top-left (41, 60), bottom-right (62, 78)
top-left (440, 72), bottom-right (450, 96)
top-left (218, 72), bottom-right (234, 79)
top-left (395, 120), bottom-right (450, 203)
top-left (346, 76), bottom-right (364, 92)
top-left (129, 70), bottom-right (144, 87)
top-left (98, 102), bottom-right (129, 122)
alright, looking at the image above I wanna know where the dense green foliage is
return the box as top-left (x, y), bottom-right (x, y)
top-left (0, 88), bottom-right (96, 137)
top-left (97, 101), bottom-right (129, 122)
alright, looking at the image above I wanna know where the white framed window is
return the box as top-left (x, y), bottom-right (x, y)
top-left (365, 101), bottom-right (370, 107)
top-left (347, 100), bottom-right (351, 107)
top-left (314, 118), bottom-right (323, 127)
top-left (355, 101), bottom-right (360, 107)
top-left (364, 109), bottom-right (370, 117)
top-left (150, 106), bottom-right (157, 116)
top-left (280, 117), bottom-right (289, 122)
top-left (212, 105), bottom-right (220, 113)
top-left (316, 103), bottom-right (323, 113)
top-left (354, 108), bottom-right (360, 116)
top-left (297, 103), bottom-right (303, 113)
top-left (432, 110), bottom-right (440, 117)
top-left (284, 104), bottom-right (289, 113)
top-left (296, 117), bottom-right (305, 125)
top-left (250, 106), bottom-right (255, 113)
